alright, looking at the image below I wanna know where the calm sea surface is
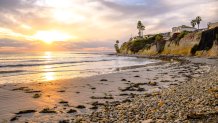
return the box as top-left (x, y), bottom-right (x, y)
top-left (0, 52), bottom-right (156, 84)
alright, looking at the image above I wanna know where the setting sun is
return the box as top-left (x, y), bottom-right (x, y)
top-left (33, 30), bottom-right (72, 43)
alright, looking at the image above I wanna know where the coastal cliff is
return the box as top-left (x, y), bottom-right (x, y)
top-left (119, 27), bottom-right (218, 57)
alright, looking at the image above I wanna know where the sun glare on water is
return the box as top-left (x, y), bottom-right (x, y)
top-left (33, 30), bottom-right (72, 44)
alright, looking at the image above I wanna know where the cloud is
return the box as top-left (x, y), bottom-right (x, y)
top-left (0, 0), bottom-right (218, 51)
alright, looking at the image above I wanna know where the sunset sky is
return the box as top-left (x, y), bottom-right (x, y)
top-left (0, 0), bottom-right (217, 52)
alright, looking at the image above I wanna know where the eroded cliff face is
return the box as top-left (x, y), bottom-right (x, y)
top-left (119, 27), bottom-right (218, 56)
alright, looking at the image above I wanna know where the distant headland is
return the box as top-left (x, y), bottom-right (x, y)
top-left (115, 16), bottom-right (218, 57)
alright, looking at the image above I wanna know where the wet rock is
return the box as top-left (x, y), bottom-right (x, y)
top-left (134, 75), bottom-right (140, 77)
top-left (76, 105), bottom-right (86, 109)
top-left (15, 110), bottom-right (36, 114)
top-left (40, 108), bottom-right (57, 113)
top-left (90, 106), bottom-right (98, 110)
top-left (100, 79), bottom-right (108, 81)
top-left (59, 100), bottom-right (68, 104)
top-left (32, 93), bottom-right (41, 98)
top-left (148, 81), bottom-right (157, 86)
top-left (58, 90), bottom-right (66, 92)
top-left (91, 96), bottom-right (114, 99)
top-left (10, 115), bottom-right (20, 121)
top-left (59, 120), bottom-right (70, 123)
top-left (67, 109), bottom-right (77, 113)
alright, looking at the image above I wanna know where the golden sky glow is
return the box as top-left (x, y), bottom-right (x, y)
top-left (32, 30), bottom-right (73, 44)
top-left (0, 0), bottom-right (217, 51)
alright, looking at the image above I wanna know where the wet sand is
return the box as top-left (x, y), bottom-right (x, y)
top-left (0, 57), bottom-right (215, 122)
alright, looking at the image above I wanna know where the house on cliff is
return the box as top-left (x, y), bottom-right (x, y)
top-left (208, 22), bottom-right (218, 29)
top-left (171, 25), bottom-right (197, 36)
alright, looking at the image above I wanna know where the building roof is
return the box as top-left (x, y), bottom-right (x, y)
top-left (180, 25), bottom-right (195, 28)
top-left (173, 25), bottom-right (196, 29)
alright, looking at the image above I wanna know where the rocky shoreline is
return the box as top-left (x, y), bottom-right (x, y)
top-left (1, 56), bottom-right (217, 122)
top-left (69, 57), bottom-right (218, 123)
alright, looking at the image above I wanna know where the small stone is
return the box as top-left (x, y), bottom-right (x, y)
top-left (148, 81), bottom-right (157, 86)
top-left (76, 105), bottom-right (86, 109)
top-left (67, 109), bottom-right (77, 113)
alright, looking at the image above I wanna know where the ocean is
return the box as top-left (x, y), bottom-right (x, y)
top-left (0, 52), bottom-right (155, 84)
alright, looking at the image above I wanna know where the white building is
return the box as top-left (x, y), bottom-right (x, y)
top-left (171, 25), bottom-right (197, 35)
top-left (208, 22), bottom-right (218, 29)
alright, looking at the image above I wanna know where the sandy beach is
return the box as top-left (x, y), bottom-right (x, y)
top-left (0, 56), bottom-right (217, 122)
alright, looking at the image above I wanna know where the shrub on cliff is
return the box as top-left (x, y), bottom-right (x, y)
top-left (170, 31), bottom-right (189, 46)
top-left (129, 36), bottom-right (156, 53)
top-left (129, 39), bottom-right (147, 53)
top-left (114, 40), bottom-right (120, 53)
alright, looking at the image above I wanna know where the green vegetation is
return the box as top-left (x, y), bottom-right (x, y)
top-left (118, 19), bottom-right (218, 56)
top-left (114, 40), bottom-right (120, 53)
top-left (137, 21), bottom-right (145, 37)
top-left (190, 16), bottom-right (202, 29)
top-left (129, 36), bottom-right (156, 53)
top-left (177, 31), bottom-right (189, 40)
top-left (170, 31), bottom-right (189, 46)
top-left (191, 20), bottom-right (196, 28)
top-left (196, 16), bottom-right (202, 29)
top-left (155, 34), bottom-right (163, 42)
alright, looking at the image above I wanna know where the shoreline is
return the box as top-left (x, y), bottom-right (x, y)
top-left (0, 56), bottom-right (217, 122)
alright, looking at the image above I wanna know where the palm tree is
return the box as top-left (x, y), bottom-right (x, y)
top-left (141, 25), bottom-right (145, 37)
top-left (114, 40), bottom-right (120, 53)
top-left (191, 20), bottom-right (196, 28)
top-left (137, 21), bottom-right (145, 37)
top-left (196, 16), bottom-right (202, 29)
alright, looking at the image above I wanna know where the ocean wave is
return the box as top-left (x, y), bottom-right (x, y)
top-left (0, 70), bottom-right (25, 74)
top-left (0, 59), bottom-right (116, 68)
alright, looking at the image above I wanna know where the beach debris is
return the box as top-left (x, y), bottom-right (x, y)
top-left (12, 87), bottom-right (28, 91)
top-left (121, 79), bottom-right (127, 81)
top-left (40, 108), bottom-right (57, 113)
top-left (59, 120), bottom-right (70, 123)
top-left (119, 93), bottom-right (129, 96)
top-left (100, 79), bottom-right (108, 81)
top-left (90, 106), bottom-right (98, 110)
top-left (67, 109), bottom-right (77, 113)
top-left (24, 89), bottom-right (41, 93)
top-left (134, 75), bottom-right (140, 77)
top-left (59, 100), bottom-right (68, 104)
top-left (10, 115), bottom-right (20, 121)
top-left (132, 70), bottom-right (139, 72)
top-left (137, 88), bottom-right (145, 91)
top-left (90, 95), bottom-right (114, 99)
top-left (15, 110), bottom-right (36, 114)
top-left (57, 90), bottom-right (66, 92)
top-left (76, 105), bottom-right (86, 109)
top-left (91, 101), bottom-right (104, 107)
top-left (187, 112), bottom-right (205, 119)
top-left (91, 87), bottom-right (96, 90)
top-left (32, 93), bottom-right (41, 98)
top-left (148, 81), bottom-right (157, 86)
top-left (122, 99), bottom-right (131, 103)
top-left (119, 83), bottom-right (146, 92)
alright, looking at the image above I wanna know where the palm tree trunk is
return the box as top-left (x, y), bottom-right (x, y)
top-left (138, 29), bottom-right (141, 36)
